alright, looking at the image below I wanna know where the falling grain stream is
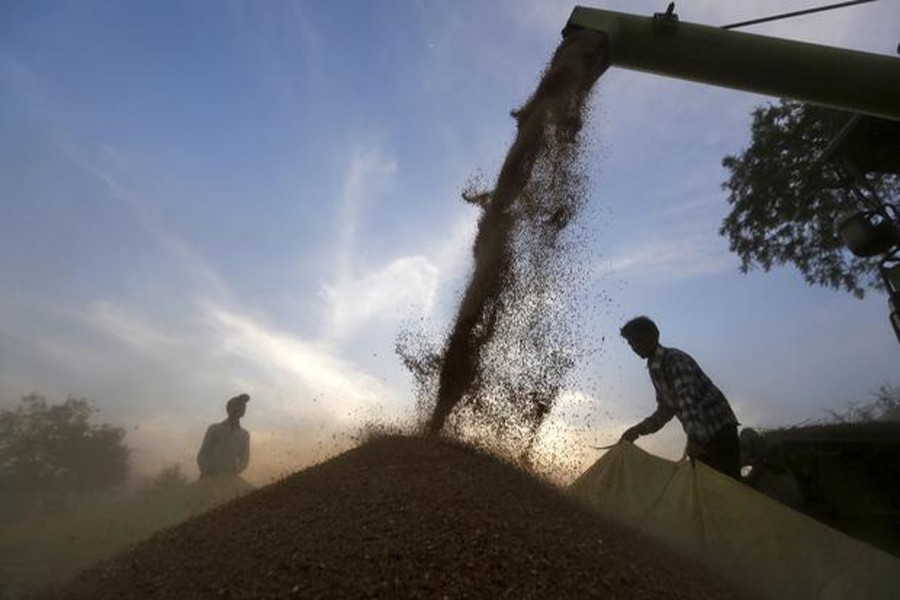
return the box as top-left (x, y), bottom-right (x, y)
top-left (428, 30), bottom-right (609, 438)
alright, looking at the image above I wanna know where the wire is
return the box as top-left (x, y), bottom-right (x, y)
top-left (721, 0), bottom-right (879, 30)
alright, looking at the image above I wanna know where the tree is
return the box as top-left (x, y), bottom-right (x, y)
top-left (139, 463), bottom-right (190, 496)
top-left (825, 383), bottom-right (900, 424)
top-left (720, 99), bottom-right (900, 298)
top-left (0, 394), bottom-right (130, 517)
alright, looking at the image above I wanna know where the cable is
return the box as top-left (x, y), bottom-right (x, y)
top-left (722, 0), bottom-right (879, 30)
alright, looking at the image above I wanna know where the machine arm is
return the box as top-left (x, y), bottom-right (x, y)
top-left (563, 5), bottom-right (900, 121)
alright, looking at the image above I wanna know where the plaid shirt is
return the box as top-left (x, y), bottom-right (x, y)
top-left (638, 345), bottom-right (737, 445)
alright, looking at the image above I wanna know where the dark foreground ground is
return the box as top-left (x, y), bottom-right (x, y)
top-left (45, 435), bottom-right (744, 599)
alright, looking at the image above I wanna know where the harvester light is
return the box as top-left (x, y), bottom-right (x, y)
top-left (835, 210), bottom-right (900, 258)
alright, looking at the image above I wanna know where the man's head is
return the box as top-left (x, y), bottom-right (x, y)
top-left (226, 393), bottom-right (250, 420)
top-left (620, 316), bottom-right (659, 359)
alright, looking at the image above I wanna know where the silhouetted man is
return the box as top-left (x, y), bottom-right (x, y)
top-left (618, 317), bottom-right (740, 479)
top-left (197, 394), bottom-right (250, 478)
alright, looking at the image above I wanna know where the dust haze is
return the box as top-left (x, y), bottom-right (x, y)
top-left (0, 28), bottom-right (615, 598)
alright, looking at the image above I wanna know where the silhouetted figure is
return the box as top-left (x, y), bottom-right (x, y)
top-left (197, 394), bottom-right (250, 478)
top-left (618, 317), bottom-right (741, 479)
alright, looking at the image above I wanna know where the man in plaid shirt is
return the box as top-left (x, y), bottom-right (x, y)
top-left (618, 316), bottom-right (741, 479)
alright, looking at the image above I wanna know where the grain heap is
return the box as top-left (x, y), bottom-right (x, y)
top-left (47, 436), bottom-right (740, 599)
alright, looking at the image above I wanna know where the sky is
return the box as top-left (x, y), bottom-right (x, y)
top-left (2, 0), bottom-right (899, 484)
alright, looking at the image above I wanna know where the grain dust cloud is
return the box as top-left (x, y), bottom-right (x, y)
top-left (6, 29), bottom-right (620, 600)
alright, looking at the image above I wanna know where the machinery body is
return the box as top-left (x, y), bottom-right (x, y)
top-left (743, 422), bottom-right (900, 558)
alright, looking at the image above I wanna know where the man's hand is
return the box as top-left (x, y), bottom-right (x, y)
top-left (620, 426), bottom-right (641, 443)
top-left (686, 438), bottom-right (706, 459)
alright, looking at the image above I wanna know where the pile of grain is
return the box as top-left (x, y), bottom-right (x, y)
top-left (47, 436), bottom-right (741, 599)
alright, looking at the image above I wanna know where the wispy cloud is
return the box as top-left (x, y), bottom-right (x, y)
top-left (34, 338), bottom-right (110, 378)
top-left (323, 212), bottom-right (476, 341)
top-left (597, 235), bottom-right (732, 283)
top-left (323, 256), bottom-right (439, 340)
top-left (88, 302), bottom-right (185, 353)
top-left (56, 138), bottom-right (468, 422)
top-left (25, 140), bottom-right (414, 475)
top-left (204, 301), bottom-right (399, 422)
top-left (321, 143), bottom-right (477, 341)
top-left (41, 293), bottom-right (409, 479)
top-left (59, 142), bottom-right (232, 300)
top-left (334, 145), bottom-right (398, 284)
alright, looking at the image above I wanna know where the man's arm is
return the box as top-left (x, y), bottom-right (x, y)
top-left (621, 398), bottom-right (675, 442)
top-left (236, 431), bottom-right (250, 474)
top-left (197, 425), bottom-right (215, 476)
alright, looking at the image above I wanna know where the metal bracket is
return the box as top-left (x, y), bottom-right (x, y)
top-left (879, 244), bottom-right (900, 343)
top-left (653, 2), bottom-right (679, 32)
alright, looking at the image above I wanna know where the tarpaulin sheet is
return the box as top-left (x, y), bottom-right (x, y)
top-left (569, 442), bottom-right (900, 600)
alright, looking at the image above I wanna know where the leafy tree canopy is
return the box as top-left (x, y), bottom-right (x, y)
top-left (826, 383), bottom-right (900, 424)
top-left (0, 394), bottom-right (130, 511)
top-left (720, 99), bottom-right (900, 298)
top-left (140, 463), bottom-right (190, 496)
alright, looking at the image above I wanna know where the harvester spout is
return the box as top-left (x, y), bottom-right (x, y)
top-left (563, 5), bottom-right (900, 121)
